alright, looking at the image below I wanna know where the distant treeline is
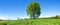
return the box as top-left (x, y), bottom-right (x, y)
top-left (0, 15), bottom-right (60, 21)
top-left (40, 15), bottom-right (60, 19)
top-left (50, 15), bottom-right (60, 19)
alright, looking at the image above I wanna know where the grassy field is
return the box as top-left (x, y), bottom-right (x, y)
top-left (0, 19), bottom-right (60, 25)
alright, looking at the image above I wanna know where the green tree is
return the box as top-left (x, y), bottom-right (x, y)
top-left (17, 18), bottom-right (19, 20)
top-left (26, 2), bottom-right (41, 19)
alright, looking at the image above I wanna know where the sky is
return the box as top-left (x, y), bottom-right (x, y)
top-left (0, 0), bottom-right (60, 20)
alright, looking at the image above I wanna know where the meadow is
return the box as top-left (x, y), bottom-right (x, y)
top-left (0, 19), bottom-right (60, 25)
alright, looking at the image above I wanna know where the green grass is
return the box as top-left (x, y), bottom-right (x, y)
top-left (0, 19), bottom-right (60, 25)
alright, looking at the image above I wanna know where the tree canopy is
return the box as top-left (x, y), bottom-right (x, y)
top-left (26, 2), bottom-right (41, 19)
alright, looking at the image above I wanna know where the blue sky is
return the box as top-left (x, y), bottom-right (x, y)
top-left (0, 0), bottom-right (60, 20)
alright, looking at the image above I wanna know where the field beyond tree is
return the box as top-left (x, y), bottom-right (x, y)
top-left (0, 15), bottom-right (60, 25)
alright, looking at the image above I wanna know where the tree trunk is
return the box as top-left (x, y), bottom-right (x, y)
top-left (33, 13), bottom-right (35, 19)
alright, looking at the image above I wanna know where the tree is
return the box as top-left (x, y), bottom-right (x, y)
top-left (26, 2), bottom-right (41, 19)
top-left (17, 18), bottom-right (19, 20)
top-left (55, 15), bottom-right (58, 19)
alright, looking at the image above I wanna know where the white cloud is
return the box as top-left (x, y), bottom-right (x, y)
top-left (0, 16), bottom-right (8, 20)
